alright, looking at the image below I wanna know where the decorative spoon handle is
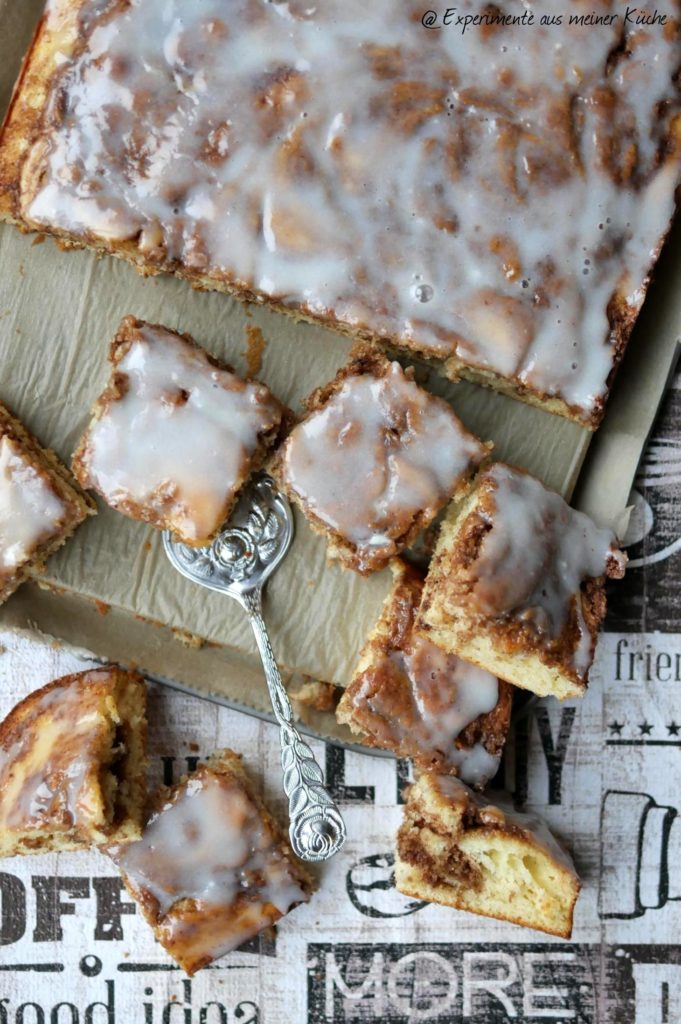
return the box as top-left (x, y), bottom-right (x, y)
top-left (241, 589), bottom-right (346, 862)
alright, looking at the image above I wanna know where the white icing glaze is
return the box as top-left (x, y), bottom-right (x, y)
top-left (353, 633), bottom-right (501, 784)
top-left (470, 463), bottom-right (623, 676)
top-left (111, 769), bottom-right (307, 960)
top-left (281, 361), bottom-right (484, 565)
top-left (0, 683), bottom-right (104, 831)
top-left (0, 435), bottom-right (67, 576)
top-left (431, 774), bottom-right (577, 874)
top-left (454, 742), bottom-right (501, 788)
top-left (80, 323), bottom-right (282, 542)
top-left (23, 0), bottom-right (681, 419)
top-left (407, 637), bottom-right (499, 741)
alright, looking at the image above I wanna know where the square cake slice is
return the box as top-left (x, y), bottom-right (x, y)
top-left (0, 402), bottom-right (95, 604)
top-left (272, 348), bottom-right (488, 574)
top-left (337, 560), bottom-right (511, 786)
top-left (417, 463), bottom-right (626, 700)
top-left (1, 0), bottom-right (680, 425)
top-left (109, 750), bottom-right (313, 975)
top-left (395, 774), bottom-right (580, 938)
top-left (72, 317), bottom-right (284, 545)
top-left (0, 667), bottom-right (147, 856)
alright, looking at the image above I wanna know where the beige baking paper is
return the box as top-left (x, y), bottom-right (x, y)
top-left (0, 0), bottom-right (678, 743)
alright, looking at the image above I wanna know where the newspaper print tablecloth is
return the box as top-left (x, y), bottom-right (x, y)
top-left (1, 376), bottom-right (681, 1023)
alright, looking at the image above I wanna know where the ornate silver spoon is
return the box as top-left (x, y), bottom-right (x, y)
top-left (162, 473), bottom-right (346, 863)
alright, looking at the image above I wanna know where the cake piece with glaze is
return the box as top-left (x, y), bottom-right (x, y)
top-left (272, 348), bottom-right (488, 575)
top-left (1, 0), bottom-right (680, 426)
top-left (72, 317), bottom-right (284, 546)
top-left (108, 750), bottom-right (313, 975)
top-left (337, 560), bottom-right (511, 786)
top-left (0, 668), bottom-right (147, 856)
top-left (417, 463), bottom-right (626, 700)
top-left (0, 401), bottom-right (95, 605)
top-left (395, 773), bottom-right (580, 938)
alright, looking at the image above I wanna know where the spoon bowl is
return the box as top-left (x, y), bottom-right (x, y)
top-left (163, 475), bottom-right (293, 597)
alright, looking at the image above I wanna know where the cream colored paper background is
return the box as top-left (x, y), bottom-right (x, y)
top-left (0, 0), bottom-right (678, 741)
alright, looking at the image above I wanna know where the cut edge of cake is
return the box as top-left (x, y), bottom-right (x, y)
top-left (395, 773), bottom-right (581, 939)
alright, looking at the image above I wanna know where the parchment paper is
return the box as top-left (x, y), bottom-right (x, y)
top-left (0, 0), bottom-right (679, 743)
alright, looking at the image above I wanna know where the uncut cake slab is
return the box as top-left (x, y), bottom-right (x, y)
top-left (0, 0), bottom-right (679, 744)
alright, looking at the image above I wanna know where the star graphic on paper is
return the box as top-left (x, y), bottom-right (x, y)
top-left (608, 721), bottom-right (624, 735)
top-left (638, 721), bottom-right (653, 735)
top-left (667, 722), bottom-right (680, 736)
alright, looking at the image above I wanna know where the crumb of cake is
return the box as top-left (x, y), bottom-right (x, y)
top-left (417, 462), bottom-right (626, 699)
top-left (0, 667), bottom-right (148, 856)
top-left (395, 773), bottom-right (580, 938)
top-left (338, 559), bottom-right (511, 785)
top-left (171, 628), bottom-right (205, 650)
top-left (72, 316), bottom-right (284, 546)
top-left (273, 348), bottom-right (488, 575)
top-left (243, 325), bottom-right (266, 379)
top-left (108, 750), bottom-right (313, 974)
top-left (290, 679), bottom-right (340, 713)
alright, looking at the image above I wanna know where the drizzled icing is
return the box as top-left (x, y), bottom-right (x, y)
top-left (350, 628), bottom-right (501, 785)
top-left (77, 322), bottom-right (282, 543)
top-left (0, 435), bottom-right (68, 578)
top-left (0, 678), bottom-right (107, 834)
top-left (111, 768), bottom-right (308, 964)
top-left (431, 774), bottom-right (577, 874)
top-left (21, 0), bottom-right (681, 419)
top-left (469, 464), bottom-right (625, 675)
top-left (280, 361), bottom-right (485, 569)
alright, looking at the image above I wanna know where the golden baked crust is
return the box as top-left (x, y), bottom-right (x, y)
top-left (271, 347), bottom-right (489, 575)
top-left (2, 1), bottom-right (679, 427)
top-left (0, 666), bottom-right (147, 856)
top-left (109, 750), bottom-right (313, 975)
top-left (416, 462), bottom-right (626, 699)
top-left (395, 773), bottom-right (580, 939)
top-left (0, 3), bottom-right (72, 221)
top-left (72, 316), bottom-right (285, 546)
top-left (337, 559), bottom-right (511, 783)
top-left (0, 400), bottom-right (95, 604)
